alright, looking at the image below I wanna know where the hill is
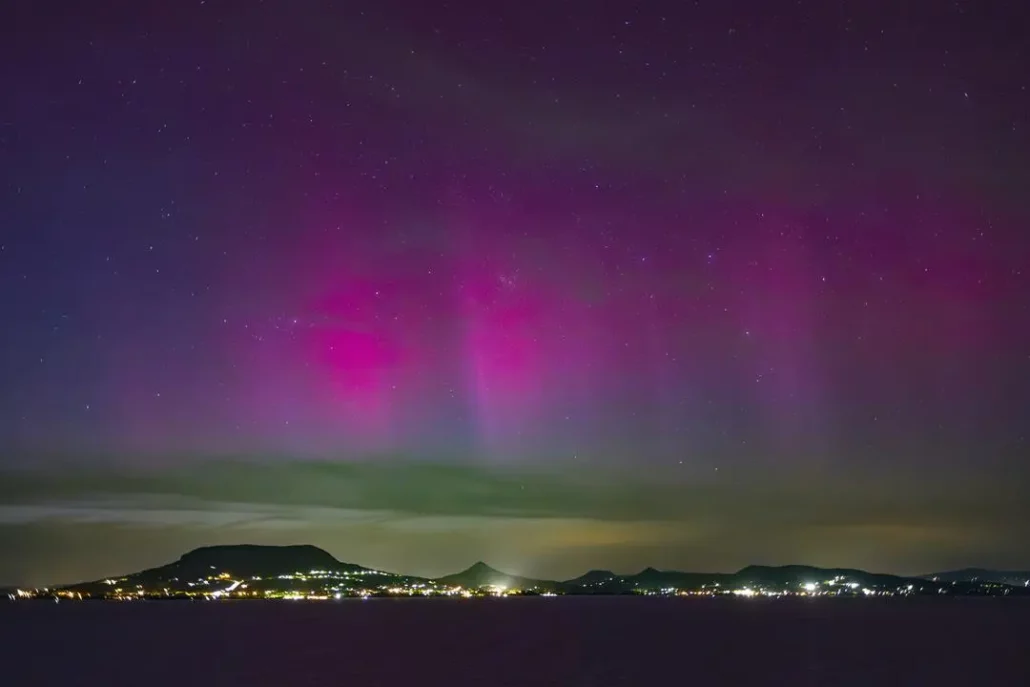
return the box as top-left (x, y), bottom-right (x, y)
top-left (733, 564), bottom-right (908, 588)
top-left (122, 544), bottom-right (376, 584)
top-left (923, 568), bottom-right (1030, 587)
top-left (56, 544), bottom-right (411, 598)
top-left (169, 544), bottom-right (359, 577)
top-left (565, 569), bottom-right (618, 586)
top-left (435, 562), bottom-right (561, 592)
top-left (626, 567), bottom-right (731, 591)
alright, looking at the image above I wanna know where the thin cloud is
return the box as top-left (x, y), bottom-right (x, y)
top-left (0, 459), bottom-right (1027, 534)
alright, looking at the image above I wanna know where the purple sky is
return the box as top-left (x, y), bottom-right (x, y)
top-left (0, 0), bottom-right (1028, 583)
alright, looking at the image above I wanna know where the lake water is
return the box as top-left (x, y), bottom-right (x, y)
top-left (2, 597), bottom-right (1028, 685)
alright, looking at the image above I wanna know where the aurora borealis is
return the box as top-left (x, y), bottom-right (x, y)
top-left (1, 0), bottom-right (1028, 586)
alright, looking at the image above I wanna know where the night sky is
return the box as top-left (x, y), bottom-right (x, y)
top-left (1, 0), bottom-right (1028, 586)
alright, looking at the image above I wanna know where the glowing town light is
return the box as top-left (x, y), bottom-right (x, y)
top-left (733, 588), bottom-right (756, 597)
top-left (802, 583), bottom-right (817, 592)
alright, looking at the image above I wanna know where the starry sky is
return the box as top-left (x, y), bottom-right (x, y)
top-left (1, 0), bottom-right (1028, 585)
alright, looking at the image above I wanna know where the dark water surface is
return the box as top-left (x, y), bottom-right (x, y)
top-left (2, 597), bottom-right (1028, 686)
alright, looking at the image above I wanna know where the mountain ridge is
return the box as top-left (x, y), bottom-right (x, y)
top-left (7, 545), bottom-right (1029, 599)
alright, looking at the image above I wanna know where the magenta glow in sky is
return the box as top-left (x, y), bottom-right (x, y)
top-left (0, 0), bottom-right (1028, 582)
